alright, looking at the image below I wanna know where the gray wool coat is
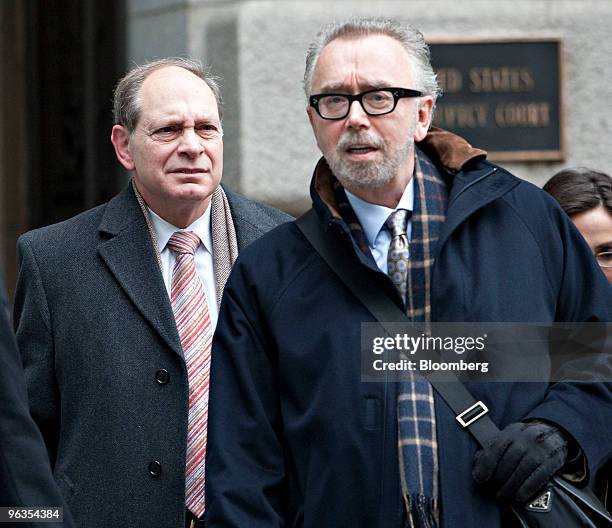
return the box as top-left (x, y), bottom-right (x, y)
top-left (13, 184), bottom-right (290, 528)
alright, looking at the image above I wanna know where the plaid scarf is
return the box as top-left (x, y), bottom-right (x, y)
top-left (331, 149), bottom-right (449, 527)
top-left (398, 149), bottom-right (448, 528)
top-left (332, 179), bottom-right (371, 255)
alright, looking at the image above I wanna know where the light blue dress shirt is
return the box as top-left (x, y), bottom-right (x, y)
top-left (345, 178), bottom-right (414, 274)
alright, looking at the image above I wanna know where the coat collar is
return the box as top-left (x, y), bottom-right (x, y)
top-left (311, 127), bottom-right (487, 224)
top-left (98, 182), bottom-right (142, 236)
top-left (417, 126), bottom-right (487, 172)
top-left (310, 127), bottom-right (517, 231)
top-left (309, 127), bottom-right (522, 267)
top-left (97, 184), bottom-right (184, 359)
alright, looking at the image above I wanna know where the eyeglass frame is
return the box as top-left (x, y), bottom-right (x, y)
top-left (308, 87), bottom-right (423, 120)
top-left (595, 250), bottom-right (612, 268)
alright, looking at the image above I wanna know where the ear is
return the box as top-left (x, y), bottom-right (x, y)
top-left (413, 96), bottom-right (434, 142)
top-left (306, 105), bottom-right (317, 131)
top-left (306, 106), bottom-right (325, 153)
top-left (110, 125), bottom-right (136, 171)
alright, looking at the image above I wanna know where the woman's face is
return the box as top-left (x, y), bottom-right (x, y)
top-left (571, 205), bottom-right (612, 284)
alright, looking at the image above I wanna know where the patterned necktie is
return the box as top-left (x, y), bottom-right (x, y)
top-left (167, 231), bottom-right (212, 518)
top-left (386, 209), bottom-right (411, 298)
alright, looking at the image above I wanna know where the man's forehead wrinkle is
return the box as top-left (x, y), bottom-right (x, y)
top-left (318, 78), bottom-right (399, 93)
top-left (140, 113), bottom-right (221, 135)
top-left (146, 109), bottom-right (218, 122)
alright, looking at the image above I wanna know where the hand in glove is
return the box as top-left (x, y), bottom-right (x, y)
top-left (472, 421), bottom-right (568, 503)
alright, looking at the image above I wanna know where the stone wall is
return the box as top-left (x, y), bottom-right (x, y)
top-left (128, 0), bottom-right (612, 214)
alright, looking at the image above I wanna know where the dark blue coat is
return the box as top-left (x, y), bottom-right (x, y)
top-left (206, 138), bottom-right (612, 527)
top-left (0, 277), bottom-right (74, 527)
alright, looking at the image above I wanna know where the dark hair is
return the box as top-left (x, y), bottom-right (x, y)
top-left (543, 167), bottom-right (612, 217)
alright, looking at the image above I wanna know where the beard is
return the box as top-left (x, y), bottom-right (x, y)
top-left (324, 129), bottom-right (414, 190)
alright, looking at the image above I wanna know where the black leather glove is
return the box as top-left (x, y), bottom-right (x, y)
top-left (472, 421), bottom-right (568, 503)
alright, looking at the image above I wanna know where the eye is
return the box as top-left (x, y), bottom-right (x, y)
top-left (596, 250), bottom-right (612, 267)
top-left (322, 95), bottom-right (346, 106)
top-left (195, 123), bottom-right (222, 139)
top-left (151, 125), bottom-right (181, 140)
top-left (364, 91), bottom-right (392, 104)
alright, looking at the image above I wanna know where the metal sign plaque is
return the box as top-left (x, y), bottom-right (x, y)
top-left (429, 38), bottom-right (563, 161)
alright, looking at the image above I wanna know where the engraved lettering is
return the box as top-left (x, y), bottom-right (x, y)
top-left (495, 102), bottom-right (550, 127)
top-left (437, 68), bottom-right (463, 93)
top-left (434, 103), bottom-right (489, 128)
top-left (469, 67), bottom-right (535, 92)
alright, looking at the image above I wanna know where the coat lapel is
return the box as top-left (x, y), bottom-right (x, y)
top-left (97, 185), bottom-right (183, 359)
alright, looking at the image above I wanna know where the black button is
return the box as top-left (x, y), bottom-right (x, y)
top-left (149, 460), bottom-right (162, 478)
top-left (155, 369), bottom-right (170, 385)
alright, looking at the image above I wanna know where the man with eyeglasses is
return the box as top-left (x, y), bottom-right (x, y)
top-left (13, 58), bottom-right (290, 528)
top-left (205, 18), bottom-right (612, 528)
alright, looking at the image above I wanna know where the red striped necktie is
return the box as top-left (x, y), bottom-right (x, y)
top-left (167, 231), bottom-right (211, 518)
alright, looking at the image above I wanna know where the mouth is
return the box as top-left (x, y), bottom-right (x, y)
top-left (170, 168), bottom-right (206, 174)
top-left (343, 144), bottom-right (380, 160)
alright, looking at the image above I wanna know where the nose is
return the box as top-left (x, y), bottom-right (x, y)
top-left (345, 100), bottom-right (370, 130)
top-left (177, 127), bottom-right (204, 157)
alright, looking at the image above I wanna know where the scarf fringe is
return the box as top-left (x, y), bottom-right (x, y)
top-left (404, 494), bottom-right (438, 528)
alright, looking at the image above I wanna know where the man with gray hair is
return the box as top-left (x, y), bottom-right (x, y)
top-left (14, 57), bottom-right (290, 528)
top-left (205, 17), bottom-right (612, 527)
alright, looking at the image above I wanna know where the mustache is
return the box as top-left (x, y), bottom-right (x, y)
top-left (337, 131), bottom-right (385, 151)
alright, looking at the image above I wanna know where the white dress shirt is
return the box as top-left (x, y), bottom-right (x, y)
top-left (345, 177), bottom-right (414, 274)
top-left (147, 206), bottom-right (219, 330)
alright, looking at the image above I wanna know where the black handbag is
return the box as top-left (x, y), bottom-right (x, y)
top-left (296, 209), bottom-right (612, 528)
top-left (511, 476), bottom-right (612, 527)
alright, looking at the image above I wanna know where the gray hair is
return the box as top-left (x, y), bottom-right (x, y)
top-left (303, 17), bottom-right (441, 101)
top-left (113, 57), bottom-right (223, 133)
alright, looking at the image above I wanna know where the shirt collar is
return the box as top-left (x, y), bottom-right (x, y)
top-left (147, 206), bottom-right (213, 255)
top-left (345, 177), bottom-right (414, 248)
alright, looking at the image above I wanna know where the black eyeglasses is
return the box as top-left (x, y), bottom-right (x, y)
top-left (596, 250), bottom-right (612, 268)
top-left (309, 87), bottom-right (423, 120)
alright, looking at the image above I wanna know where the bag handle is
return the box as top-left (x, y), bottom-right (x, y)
top-left (296, 209), bottom-right (500, 447)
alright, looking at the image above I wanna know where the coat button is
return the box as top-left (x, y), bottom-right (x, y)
top-left (149, 461), bottom-right (162, 478)
top-left (155, 369), bottom-right (170, 385)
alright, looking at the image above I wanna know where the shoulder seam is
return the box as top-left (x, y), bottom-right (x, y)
top-left (267, 232), bottom-right (320, 317)
top-left (500, 189), bottom-right (558, 295)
